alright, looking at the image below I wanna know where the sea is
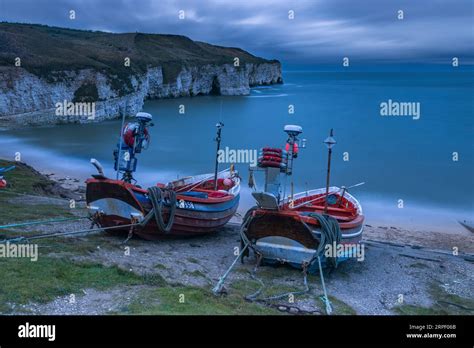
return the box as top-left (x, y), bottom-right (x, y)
top-left (1, 64), bottom-right (473, 233)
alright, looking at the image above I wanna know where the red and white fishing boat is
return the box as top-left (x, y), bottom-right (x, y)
top-left (241, 125), bottom-right (364, 271)
top-left (86, 171), bottom-right (240, 239)
top-left (86, 113), bottom-right (240, 240)
top-left (213, 126), bottom-right (364, 311)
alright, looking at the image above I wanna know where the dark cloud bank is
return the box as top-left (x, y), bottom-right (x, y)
top-left (1, 0), bottom-right (473, 64)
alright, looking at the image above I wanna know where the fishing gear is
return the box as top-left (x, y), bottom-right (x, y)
top-left (114, 112), bottom-right (153, 183)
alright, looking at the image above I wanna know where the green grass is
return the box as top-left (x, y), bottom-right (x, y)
top-left (35, 234), bottom-right (122, 255)
top-left (0, 160), bottom-right (77, 230)
top-left (393, 305), bottom-right (446, 315)
top-left (393, 282), bottom-right (474, 315)
top-left (122, 286), bottom-right (282, 315)
top-left (183, 269), bottom-right (208, 279)
top-left (0, 159), bottom-right (55, 194)
top-left (186, 257), bottom-right (200, 264)
top-left (0, 200), bottom-right (75, 226)
top-left (153, 263), bottom-right (169, 270)
top-left (409, 262), bottom-right (430, 269)
top-left (328, 296), bottom-right (357, 315)
top-left (0, 256), bottom-right (156, 313)
top-left (231, 278), bottom-right (356, 315)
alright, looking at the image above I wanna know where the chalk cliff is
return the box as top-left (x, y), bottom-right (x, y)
top-left (0, 23), bottom-right (283, 125)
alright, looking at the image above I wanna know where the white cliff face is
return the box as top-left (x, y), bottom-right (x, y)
top-left (0, 62), bottom-right (282, 125)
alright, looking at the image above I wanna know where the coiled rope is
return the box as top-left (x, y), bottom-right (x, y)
top-left (214, 209), bottom-right (341, 314)
top-left (147, 186), bottom-right (177, 234)
top-left (303, 212), bottom-right (341, 269)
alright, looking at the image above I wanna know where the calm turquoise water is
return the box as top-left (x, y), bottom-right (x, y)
top-left (1, 66), bottom-right (473, 231)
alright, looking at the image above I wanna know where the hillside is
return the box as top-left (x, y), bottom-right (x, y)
top-left (0, 23), bottom-right (282, 125)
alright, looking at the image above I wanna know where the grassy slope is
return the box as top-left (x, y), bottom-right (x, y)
top-left (0, 159), bottom-right (75, 227)
top-left (0, 22), bottom-right (279, 94)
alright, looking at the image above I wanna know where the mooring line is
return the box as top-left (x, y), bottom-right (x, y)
top-left (0, 216), bottom-right (89, 230)
top-left (0, 222), bottom-right (138, 244)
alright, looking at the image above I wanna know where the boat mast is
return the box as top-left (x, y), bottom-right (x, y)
top-left (323, 129), bottom-right (336, 214)
top-left (282, 125), bottom-right (303, 204)
top-left (116, 111), bottom-right (127, 180)
top-left (213, 122), bottom-right (224, 190)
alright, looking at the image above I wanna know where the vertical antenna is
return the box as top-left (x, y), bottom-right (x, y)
top-left (323, 129), bottom-right (336, 214)
top-left (214, 101), bottom-right (224, 191)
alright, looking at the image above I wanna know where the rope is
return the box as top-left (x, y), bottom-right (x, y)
top-left (0, 221), bottom-right (138, 244)
top-left (0, 216), bottom-right (89, 230)
top-left (212, 243), bottom-right (249, 294)
top-left (239, 210), bottom-right (340, 314)
top-left (0, 186), bottom-right (178, 243)
top-left (317, 255), bottom-right (332, 314)
top-left (147, 186), bottom-right (176, 234)
top-left (303, 212), bottom-right (341, 268)
top-left (245, 254), bottom-right (310, 302)
top-left (212, 210), bottom-right (256, 294)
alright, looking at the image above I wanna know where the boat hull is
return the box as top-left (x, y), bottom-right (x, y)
top-left (243, 188), bottom-right (364, 271)
top-left (86, 177), bottom-right (240, 239)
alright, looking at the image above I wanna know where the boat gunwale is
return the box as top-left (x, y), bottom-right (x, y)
top-left (86, 177), bottom-right (241, 205)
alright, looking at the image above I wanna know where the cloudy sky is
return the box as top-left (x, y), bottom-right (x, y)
top-left (1, 0), bottom-right (473, 64)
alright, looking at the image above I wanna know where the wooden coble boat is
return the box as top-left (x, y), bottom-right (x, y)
top-left (241, 125), bottom-right (364, 271)
top-left (244, 186), bottom-right (364, 270)
top-left (86, 113), bottom-right (240, 239)
top-left (86, 171), bottom-right (240, 239)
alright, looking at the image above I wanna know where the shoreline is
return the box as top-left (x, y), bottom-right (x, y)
top-left (1, 158), bottom-right (473, 316)
top-left (0, 148), bottom-right (469, 235)
top-left (1, 158), bottom-right (473, 253)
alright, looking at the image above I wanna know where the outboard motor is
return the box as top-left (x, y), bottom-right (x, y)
top-left (113, 112), bottom-right (153, 183)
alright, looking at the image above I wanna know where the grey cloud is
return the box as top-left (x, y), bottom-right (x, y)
top-left (0, 0), bottom-right (472, 63)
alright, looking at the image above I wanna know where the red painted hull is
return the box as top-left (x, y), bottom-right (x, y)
top-left (86, 176), bottom-right (240, 240)
top-left (245, 189), bottom-right (364, 249)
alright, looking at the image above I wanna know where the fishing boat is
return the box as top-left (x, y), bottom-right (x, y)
top-left (213, 126), bottom-right (364, 314)
top-left (243, 186), bottom-right (364, 270)
top-left (86, 113), bottom-right (240, 240)
top-left (0, 165), bottom-right (15, 189)
top-left (241, 126), bottom-right (364, 271)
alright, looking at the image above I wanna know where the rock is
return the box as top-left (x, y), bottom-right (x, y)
top-left (0, 62), bottom-right (282, 126)
top-left (288, 307), bottom-right (299, 314)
